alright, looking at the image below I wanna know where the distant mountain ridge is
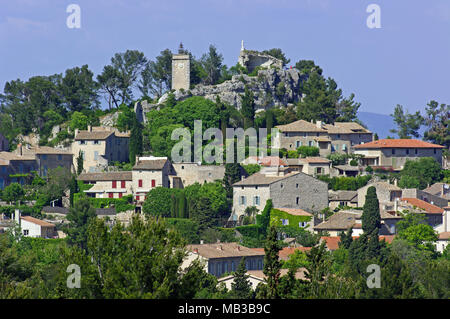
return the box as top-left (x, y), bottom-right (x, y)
top-left (357, 111), bottom-right (426, 139)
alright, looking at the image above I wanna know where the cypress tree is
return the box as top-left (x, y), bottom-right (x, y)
top-left (231, 257), bottom-right (253, 299)
top-left (129, 117), bottom-right (143, 166)
top-left (240, 85), bottom-right (255, 130)
top-left (263, 226), bottom-right (281, 299)
top-left (223, 163), bottom-right (242, 198)
top-left (76, 150), bottom-right (84, 175)
top-left (69, 175), bottom-right (78, 208)
top-left (362, 186), bottom-right (381, 236)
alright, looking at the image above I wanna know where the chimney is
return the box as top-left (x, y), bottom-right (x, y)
top-left (316, 120), bottom-right (322, 129)
top-left (88, 125), bottom-right (92, 132)
top-left (236, 245), bottom-right (241, 251)
top-left (200, 240), bottom-right (204, 245)
top-left (394, 179), bottom-right (398, 187)
top-left (75, 128), bottom-right (79, 137)
top-left (193, 248), bottom-right (199, 254)
top-left (18, 144), bottom-right (22, 156)
top-left (394, 198), bottom-right (398, 213)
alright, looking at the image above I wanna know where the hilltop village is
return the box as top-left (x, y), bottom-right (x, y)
top-left (0, 43), bottom-right (449, 299)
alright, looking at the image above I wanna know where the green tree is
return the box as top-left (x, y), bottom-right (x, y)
top-left (76, 150), bottom-right (84, 175)
top-left (399, 157), bottom-right (443, 189)
top-left (59, 65), bottom-right (99, 113)
top-left (390, 104), bottom-right (424, 138)
top-left (1, 183), bottom-right (25, 204)
top-left (69, 175), bottom-right (78, 208)
top-left (231, 257), bottom-right (253, 299)
top-left (223, 163), bottom-right (242, 198)
top-left (261, 48), bottom-right (290, 67)
top-left (115, 104), bottom-right (136, 132)
top-left (423, 100), bottom-right (450, 148)
top-left (129, 117), bottom-right (143, 165)
top-left (362, 186), bottom-right (381, 236)
top-left (261, 226), bottom-right (281, 299)
top-left (65, 198), bottom-right (97, 251)
top-left (396, 212), bottom-right (438, 251)
top-left (139, 49), bottom-right (172, 98)
top-left (240, 85), bottom-right (255, 130)
top-left (200, 45), bottom-right (224, 85)
top-left (69, 111), bottom-right (88, 131)
top-left (97, 65), bottom-right (121, 109)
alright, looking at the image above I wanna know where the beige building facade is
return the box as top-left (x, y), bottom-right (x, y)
top-left (72, 126), bottom-right (130, 173)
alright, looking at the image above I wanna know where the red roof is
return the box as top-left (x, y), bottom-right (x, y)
top-left (251, 247), bottom-right (311, 260)
top-left (320, 235), bottom-right (395, 251)
top-left (400, 198), bottom-right (444, 214)
top-left (354, 139), bottom-right (444, 149)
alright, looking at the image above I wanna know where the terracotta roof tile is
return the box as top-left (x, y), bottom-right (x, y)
top-left (273, 207), bottom-right (312, 216)
top-left (354, 139), bottom-right (444, 149)
top-left (299, 157), bottom-right (331, 164)
top-left (21, 216), bottom-right (55, 227)
top-left (78, 171), bottom-right (132, 181)
top-left (400, 198), bottom-right (444, 214)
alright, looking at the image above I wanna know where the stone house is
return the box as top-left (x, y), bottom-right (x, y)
top-left (436, 231), bottom-right (450, 253)
top-left (328, 190), bottom-right (358, 210)
top-left (354, 139), bottom-right (444, 170)
top-left (357, 181), bottom-right (403, 208)
top-left (231, 166), bottom-right (328, 223)
top-left (0, 133), bottom-right (8, 151)
top-left (298, 157), bottom-right (331, 176)
top-left (170, 162), bottom-right (225, 188)
top-left (398, 198), bottom-right (449, 234)
top-left (182, 243), bottom-right (265, 278)
top-left (77, 171), bottom-right (133, 199)
top-left (0, 151), bottom-right (37, 189)
top-left (314, 209), bottom-right (402, 237)
top-left (274, 120), bottom-right (372, 157)
top-left (401, 188), bottom-right (448, 208)
top-left (72, 126), bottom-right (130, 173)
top-left (424, 183), bottom-right (450, 206)
top-left (19, 145), bottom-right (73, 176)
top-left (132, 157), bottom-right (175, 204)
top-left (6, 210), bottom-right (56, 238)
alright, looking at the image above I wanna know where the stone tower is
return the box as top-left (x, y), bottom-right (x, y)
top-left (171, 43), bottom-right (190, 91)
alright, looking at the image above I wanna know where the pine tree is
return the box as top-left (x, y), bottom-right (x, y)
top-left (262, 226), bottom-right (281, 299)
top-left (231, 258), bottom-right (253, 299)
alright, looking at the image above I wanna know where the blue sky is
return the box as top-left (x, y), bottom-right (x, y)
top-left (1, 0), bottom-right (450, 115)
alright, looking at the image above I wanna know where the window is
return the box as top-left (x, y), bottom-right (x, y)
top-left (138, 179), bottom-right (143, 187)
top-left (392, 149), bottom-right (395, 155)
top-left (296, 141), bottom-right (301, 148)
top-left (0, 178), bottom-right (3, 189)
top-left (434, 149), bottom-right (437, 154)
top-left (112, 181), bottom-right (117, 188)
top-left (109, 193), bottom-right (114, 198)
top-left (57, 155), bottom-right (62, 161)
top-left (316, 167), bottom-right (322, 174)
top-left (43, 165), bottom-right (48, 177)
top-left (342, 144), bottom-right (347, 151)
top-left (296, 183), bottom-right (299, 188)
top-left (79, 140), bottom-right (86, 145)
top-left (308, 141), bottom-right (314, 147)
top-left (94, 151), bottom-right (99, 161)
top-left (415, 149), bottom-right (418, 155)
top-left (299, 222), bottom-right (307, 228)
top-left (337, 134), bottom-right (341, 139)
top-left (254, 196), bottom-right (260, 205)
top-left (118, 193), bottom-right (123, 198)
top-left (23, 230), bottom-right (29, 236)
top-left (181, 165), bottom-right (184, 169)
top-left (255, 186), bottom-right (258, 190)
top-left (93, 140), bottom-right (99, 145)
top-left (281, 219), bottom-right (289, 226)
top-left (296, 197), bottom-right (300, 205)
top-left (151, 179), bottom-right (156, 187)
top-left (121, 181), bottom-right (126, 188)
top-left (136, 195), bottom-right (140, 201)
top-left (406, 149), bottom-right (409, 155)
top-left (316, 133), bottom-right (319, 137)
top-left (42, 155), bottom-right (47, 160)
top-left (240, 196), bottom-right (246, 205)
top-left (335, 144), bottom-right (339, 151)
top-left (303, 132), bottom-right (307, 137)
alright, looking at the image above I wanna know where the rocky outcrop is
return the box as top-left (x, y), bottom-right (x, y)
top-left (159, 68), bottom-right (305, 110)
